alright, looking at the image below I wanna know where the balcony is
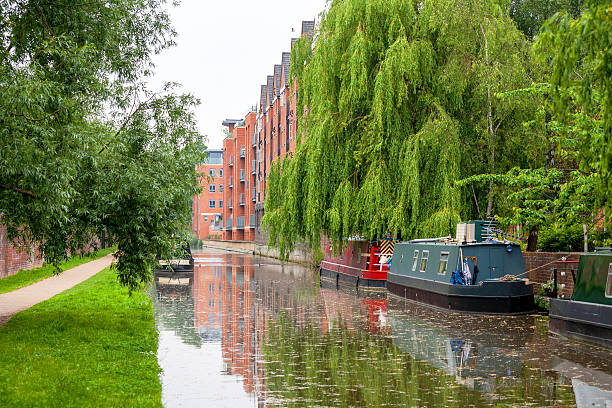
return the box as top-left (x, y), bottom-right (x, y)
top-left (239, 194), bottom-right (245, 206)
top-left (239, 169), bottom-right (245, 182)
top-left (236, 216), bottom-right (245, 229)
top-left (240, 147), bottom-right (245, 158)
top-left (251, 160), bottom-right (256, 175)
top-left (249, 214), bottom-right (255, 227)
top-left (226, 217), bottom-right (232, 229)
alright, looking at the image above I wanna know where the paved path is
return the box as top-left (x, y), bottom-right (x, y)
top-left (0, 254), bottom-right (115, 327)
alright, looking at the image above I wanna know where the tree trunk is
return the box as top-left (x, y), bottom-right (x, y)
top-left (527, 224), bottom-right (539, 252)
top-left (481, 23), bottom-right (495, 218)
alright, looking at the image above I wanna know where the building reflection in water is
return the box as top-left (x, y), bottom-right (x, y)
top-left (154, 250), bottom-right (612, 408)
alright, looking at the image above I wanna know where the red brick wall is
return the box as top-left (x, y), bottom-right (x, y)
top-left (0, 223), bottom-right (44, 279)
top-left (523, 251), bottom-right (581, 298)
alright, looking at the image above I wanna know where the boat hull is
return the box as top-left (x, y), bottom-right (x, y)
top-left (320, 262), bottom-right (386, 289)
top-left (387, 272), bottom-right (534, 314)
top-left (549, 298), bottom-right (612, 348)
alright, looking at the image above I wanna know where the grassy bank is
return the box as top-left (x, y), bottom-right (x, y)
top-left (0, 247), bottom-right (116, 294)
top-left (0, 267), bottom-right (162, 407)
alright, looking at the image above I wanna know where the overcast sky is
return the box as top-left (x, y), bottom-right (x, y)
top-left (149, 0), bottom-right (328, 150)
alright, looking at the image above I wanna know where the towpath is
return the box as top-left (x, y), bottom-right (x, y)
top-left (0, 254), bottom-right (115, 327)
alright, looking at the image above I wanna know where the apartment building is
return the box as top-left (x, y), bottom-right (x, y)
top-left (192, 150), bottom-right (224, 240)
top-left (254, 20), bottom-right (315, 244)
top-left (221, 111), bottom-right (257, 241)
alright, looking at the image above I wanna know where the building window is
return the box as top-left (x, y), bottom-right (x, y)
top-left (209, 169), bottom-right (215, 177)
top-left (606, 263), bottom-right (612, 298)
top-left (438, 252), bottom-right (449, 275)
top-left (204, 216), bottom-right (208, 222)
top-left (209, 184), bottom-right (216, 193)
top-left (208, 200), bottom-right (215, 208)
top-left (412, 250), bottom-right (419, 271)
top-left (219, 200), bottom-right (223, 208)
top-left (219, 169), bottom-right (223, 177)
top-left (219, 184), bottom-right (223, 193)
top-left (419, 250), bottom-right (429, 273)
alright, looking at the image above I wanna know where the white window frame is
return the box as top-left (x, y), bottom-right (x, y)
top-left (412, 250), bottom-right (419, 271)
top-left (438, 252), bottom-right (449, 275)
top-left (208, 200), bottom-right (215, 208)
top-left (419, 250), bottom-right (429, 273)
top-left (606, 263), bottom-right (612, 298)
top-left (209, 184), bottom-right (216, 193)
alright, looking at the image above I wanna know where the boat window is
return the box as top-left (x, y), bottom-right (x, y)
top-left (438, 252), bottom-right (449, 275)
top-left (420, 250), bottom-right (429, 273)
top-left (606, 263), bottom-right (612, 298)
top-left (412, 250), bottom-right (419, 271)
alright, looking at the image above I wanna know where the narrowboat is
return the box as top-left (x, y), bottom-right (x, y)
top-left (155, 243), bottom-right (194, 273)
top-left (387, 221), bottom-right (535, 314)
top-left (319, 238), bottom-right (397, 289)
top-left (549, 249), bottom-right (612, 348)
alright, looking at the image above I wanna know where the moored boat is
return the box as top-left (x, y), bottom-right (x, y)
top-left (549, 249), bottom-right (612, 348)
top-left (319, 238), bottom-right (397, 289)
top-left (387, 221), bottom-right (535, 314)
top-left (155, 243), bottom-right (194, 273)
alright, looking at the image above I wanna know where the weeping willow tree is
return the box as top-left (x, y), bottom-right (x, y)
top-left (264, 0), bottom-right (543, 258)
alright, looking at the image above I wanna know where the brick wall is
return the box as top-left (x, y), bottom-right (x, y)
top-left (523, 251), bottom-right (581, 298)
top-left (0, 223), bottom-right (44, 279)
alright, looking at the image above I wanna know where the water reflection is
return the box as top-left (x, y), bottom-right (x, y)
top-left (153, 249), bottom-right (612, 407)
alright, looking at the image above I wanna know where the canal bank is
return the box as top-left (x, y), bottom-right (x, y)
top-left (0, 266), bottom-right (162, 407)
top-left (201, 239), bottom-right (315, 266)
top-left (153, 247), bottom-right (612, 408)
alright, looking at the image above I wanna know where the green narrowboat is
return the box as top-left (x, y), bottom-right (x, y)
top-left (549, 250), bottom-right (612, 348)
top-left (387, 222), bottom-right (535, 314)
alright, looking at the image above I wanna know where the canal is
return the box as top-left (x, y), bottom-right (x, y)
top-left (152, 248), bottom-right (612, 407)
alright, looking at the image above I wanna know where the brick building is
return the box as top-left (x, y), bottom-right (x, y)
top-left (194, 20), bottom-right (316, 243)
top-left (192, 150), bottom-right (224, 240)
top-left (253, 20), bottom-right (315, 244)
top-left (221, 111), bottom-right (257, 241)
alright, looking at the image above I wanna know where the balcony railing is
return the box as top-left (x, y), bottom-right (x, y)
top-left (226, 217), bottom-right (232, 229)
top-left (240, 147), bottom-right (245, 158)
top-left (240, 169), bottom-right (245, 182)
top-left (249, 214), bottom-right (255, 227)
top-left (239, 194), bottom-right (245, 206)
top-left (236, 216), bottom-right (245, 229)
top-left (251, 160), bottom-right (256, 175)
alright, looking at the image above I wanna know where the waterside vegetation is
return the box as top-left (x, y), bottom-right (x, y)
top-left (264, 0), bottom-right (610, 257)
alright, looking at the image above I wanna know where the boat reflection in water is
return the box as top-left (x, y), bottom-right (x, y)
top-left (153, 249), bottom-right (611, 408)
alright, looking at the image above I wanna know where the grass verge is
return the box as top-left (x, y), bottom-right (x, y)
top-left (0, 247), bottom-right (116, 294)
top-left (0, 267), bottom-right (162, 407)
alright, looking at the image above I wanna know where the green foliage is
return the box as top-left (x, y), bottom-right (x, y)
top-left (265, 0), bottom-right (540, 258)
top-left (0, 246), bottom-right (116, 294)
top-left (508, 0), bottom-right (583, 39)
top-left (0, 267), bottom-right (161, 407)
top-left (539, 224), bottom-right (585, 252)
top-left (0, 0), bottom-right (205, 290)
top-left (537, 1), bottom-right (612, 207)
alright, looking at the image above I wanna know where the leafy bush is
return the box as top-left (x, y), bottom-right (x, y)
top-left (539, 224), bottom-right (585, 252)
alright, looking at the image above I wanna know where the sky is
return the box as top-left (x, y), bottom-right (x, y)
top-left (149, 0), bottom-right (328, 150)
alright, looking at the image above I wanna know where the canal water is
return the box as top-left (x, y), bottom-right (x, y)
top-left (152, 248), bottom-right (612, 407)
